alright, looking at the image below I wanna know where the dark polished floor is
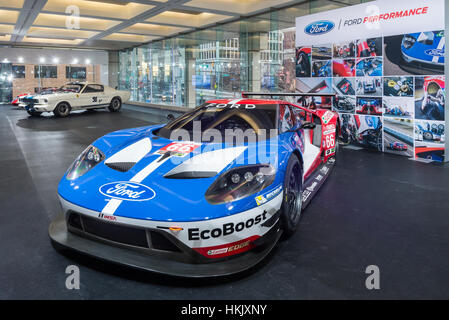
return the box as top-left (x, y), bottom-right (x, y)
top-left (1, 104), bottom-right (449, 299)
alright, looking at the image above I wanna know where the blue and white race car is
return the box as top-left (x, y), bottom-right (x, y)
top-left (49, 94), bottom-right (339, 277)
top-left (401, 30), bottom-right (445, 67)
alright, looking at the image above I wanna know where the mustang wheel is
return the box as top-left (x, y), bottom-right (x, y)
top-left (54, 102), bottom-right (71, 118)
top-left (280, 155), bottom-right (303, 238)
top-left (26, 110), bottom-right (42, 117)
top-left (108, 97), bottom-right (122, 112)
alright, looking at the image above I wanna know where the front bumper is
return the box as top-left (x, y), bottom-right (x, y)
top-left (49, 193), bottom-right (284, 278)
top-left (19, 103), bottom-right (52, 112)
top-left (49, 212), bottom-right (281, 278)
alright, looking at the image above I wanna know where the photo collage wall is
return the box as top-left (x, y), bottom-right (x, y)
top-left (295, 30), bottom-right (445, 162)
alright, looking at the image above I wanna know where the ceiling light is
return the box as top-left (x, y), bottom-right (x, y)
top-left (39, 57), bottom-right (46, 63)
top-left (72, 58), bottom-right (78, 64)
top-left (53, 57), bottom-right (59, 63)
top-left (18, 57), bottom-right (24, 63)
top-left (85, 59), bottom-right (91, 64)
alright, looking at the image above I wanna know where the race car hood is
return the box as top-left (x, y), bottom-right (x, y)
top-left (58, 125), bottom-right (286, 222)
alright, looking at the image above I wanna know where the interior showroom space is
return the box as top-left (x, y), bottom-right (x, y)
top-left (1, 0), bottom-right (449, 303)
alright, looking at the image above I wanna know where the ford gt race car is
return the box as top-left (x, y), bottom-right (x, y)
top-left (19, 82), bottom-right (130, 117)
top-left (49, 93), bottom-right (339, 277)
top-left (401, 30), bottom-right (445, 68)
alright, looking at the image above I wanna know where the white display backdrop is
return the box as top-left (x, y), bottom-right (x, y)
top-left (295, 0), bottom-right (447, 162)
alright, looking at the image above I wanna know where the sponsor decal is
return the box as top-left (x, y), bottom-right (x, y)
top-left (194, 236), bottom-right (260, 259)
top-left (188, 212), bottom-right (268, 241)
top-left (321, 111), bottom-right (334, 125)
top-left (99, 182), bottom-right (156, 201)
top-left (255, 185), bottom-right (283, 206)
top-left (326, 147), bottom-right (336, 156)
top-left (425, 49), bottom-right (444, 57)
top-left (320, 166), bottom-right (330, 175)
top-left (204, 103), bottom-right (256, 109)
top-left (307, 181), bottom-right (318, 192)
top-left (316, 174), bottom-right (324, 182)
top-left (98, 213), bottom-right (117, 222)
top-left (156, 142), bottom-right (200, 157)
top-left (302, 190), bottom-right (312, 202)
top-left (207, 240), bottom-right (251, 256)
top-left (304, 20), bottom-right (335, 36)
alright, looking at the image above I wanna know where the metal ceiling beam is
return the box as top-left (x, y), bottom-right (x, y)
top-left (10, 0), bottom-right (48, 43)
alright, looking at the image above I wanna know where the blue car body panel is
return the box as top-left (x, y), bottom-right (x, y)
top-left (402, 31), bottom-right (445, 65)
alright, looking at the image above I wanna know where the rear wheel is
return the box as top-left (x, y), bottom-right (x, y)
top-left (54, 102), bottom-right (71, 118)
top-left (280, 155), bottom-right (303, 238)
top-left (26, 110), bottom-right (42, 117)
top-left (108, 97), bottom-right (122, 112)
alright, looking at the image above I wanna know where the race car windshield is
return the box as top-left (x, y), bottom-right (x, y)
top-left (59, 84), bottom-right (83, 93)
top-left (157, 103), bottom-right (278, 142)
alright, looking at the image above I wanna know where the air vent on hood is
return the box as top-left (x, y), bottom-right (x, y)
top-left (106, 162), bottom-right (136, 172)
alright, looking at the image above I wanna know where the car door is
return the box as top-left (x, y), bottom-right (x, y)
top-left (79, 84), bottom-right (106, 108)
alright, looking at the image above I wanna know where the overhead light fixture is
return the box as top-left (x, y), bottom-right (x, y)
top-left (39, 57), bottom-right (46, 63)
top-left (2, 58), bottom-right (9, 63)
top-left (72, 58), bottom-right (79, 64)
top-left (18, 57), bottom-right (24, 63)
top-left (53, 57), bottom-right (59, 63)
top-left (85, 59), bottom-right (91, 64)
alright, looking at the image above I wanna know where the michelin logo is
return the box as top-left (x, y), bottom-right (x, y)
top-left (255, 185), bottom-right (283, 206)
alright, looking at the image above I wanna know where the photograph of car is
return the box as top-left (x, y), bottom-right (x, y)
top-left (333, 95), bottom-right (355, 113)
top-left (333, 77), bottom-right (355, 96)
top-left (296, 78), bottom-right (332, 94)
top-left (402, 30), bottom-right (444, 68)
top-left (312, 44), bottom-right (332, 60)
top-left (415, 76), bottom-right (445, 121)
top-left (356, 77), bottom-right (382, 96)
top-left (11, 93), bottom-right (30, 106)
top-left (383, 118), bottom-right (414, 157)
top-left (415, 145), bottom-right (445, 162)
top-left (383, 97), bottom-right (414, 118)
top-left (312, 60), bottom-right (332, 77)
top-left (333, 41), bottom-right (356, 58)
top-left (339, 114), bottom-right (383, 151)
top-left (383, 76), bottom-right (414, 97)
top-left (384, 31), bottom-right (444, 76)
top-left (18, 82), bottom-right (131, 117)
top-left (415, 120), bottom-right (445, 144)
top-left (332, 59), bottom-right (355, 77)
top-left (296, 47), bottom-right (311, 77)
top-left (356, 57), bottom-right (383, 76)
top-left (356, 38), bottom-right (383, 57)
top-left (356, 97), bottom-right (383, 116)
top-left (49, 96), bottom-right (339, 277)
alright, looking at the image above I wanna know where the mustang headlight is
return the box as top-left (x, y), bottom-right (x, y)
top-left (402, 35), bottom-right (416, 49)
top-left (66, 145), bottom-right (104, 180)
top-left (205, 164), bottom-right (276, 205)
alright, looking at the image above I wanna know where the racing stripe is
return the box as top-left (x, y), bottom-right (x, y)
top-left (434, 36), bottom-right (445, 63)
top-left (101, 153), bottom-right (171, 215)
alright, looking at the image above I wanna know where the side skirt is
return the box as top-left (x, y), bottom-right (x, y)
top-left (301, 158), bottom-right (335, 209)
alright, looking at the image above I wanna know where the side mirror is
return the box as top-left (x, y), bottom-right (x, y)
top-left (167, 114), bottom-right (175, 121)
top-left (299, 121), bottom-right (316, 130)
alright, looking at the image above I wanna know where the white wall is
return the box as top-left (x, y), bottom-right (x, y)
top-left (0, 47), bottom-right (109, 86)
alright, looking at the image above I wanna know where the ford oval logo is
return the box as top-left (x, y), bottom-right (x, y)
top-left (99, 182), bottom-right (156, 201)
top-left (304, 20), bottom-right (335, 36)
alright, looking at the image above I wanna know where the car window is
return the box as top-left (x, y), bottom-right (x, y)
top-left (279, 104), bottom-right (295, 133)
top-left (83, 84), bottom-right (104, 93)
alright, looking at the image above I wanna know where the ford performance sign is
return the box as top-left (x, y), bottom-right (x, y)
top-left (99, 182), bottom-right (156, 201)
top-left (304, 20), bottom-right (335, 36)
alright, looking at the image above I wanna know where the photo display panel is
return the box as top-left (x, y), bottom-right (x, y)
top-left (295, 0), bottom-right (446, 162)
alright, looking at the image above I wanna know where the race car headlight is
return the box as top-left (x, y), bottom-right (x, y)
top-left (402, 35), bottom-right (416, 49)
top-left (205, 164), bottom-right (276, 205)
top-left (66, 145), bottom-right (105, 180)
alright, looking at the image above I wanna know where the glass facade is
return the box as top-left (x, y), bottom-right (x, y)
top-left (118, 0), bottom-right (371, 109)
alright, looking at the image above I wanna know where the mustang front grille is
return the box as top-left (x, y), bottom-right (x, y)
top-left (22, 98), bottom-right (39, 104)
top-left (67, 211), bottom-right (180, 252)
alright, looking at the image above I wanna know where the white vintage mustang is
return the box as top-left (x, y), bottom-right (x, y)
top-left (19, 82), bottom-right (131, 117)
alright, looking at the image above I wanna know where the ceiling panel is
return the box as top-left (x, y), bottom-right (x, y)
top-left (0, 10), bottom-right (20, 25)
top-left (0, 0), bottom-right (24, 9)
top-left (22, 36), bottom-right (83, 45)
top-left (102, 33), bottom-right (160, 43)
top-left (184, 0), bottom-right (294, 15)
top-left (146, 11), bottom-right (233, 28)
top-left (121, 23), bottom-right (191, 37)
top-left (33, 13), bottom-right (121, 31)
top-left (27, 27), bottom-right (99, 39)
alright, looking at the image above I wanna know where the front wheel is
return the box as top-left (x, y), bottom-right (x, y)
top-left (280, 155), bottom-right (303, 238)
top-left (53, 102), bottom-right (71, 118)
top-left (108, 97), bottom-right (122, 112)
top-left (27, 109), bottom-right (42, 117)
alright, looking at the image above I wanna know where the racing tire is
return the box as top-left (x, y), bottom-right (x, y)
top-left (26, 110), bottom-right (42, 117)
top-left (108, 97), bottom-right (122, 112)
top-left (54, 102), bottom-right (71, 118)
top-left (280, 155), bottom-right (303, 239)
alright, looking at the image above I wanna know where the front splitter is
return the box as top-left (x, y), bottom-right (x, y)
top-left (49, 213), bottom-right (282, 278)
